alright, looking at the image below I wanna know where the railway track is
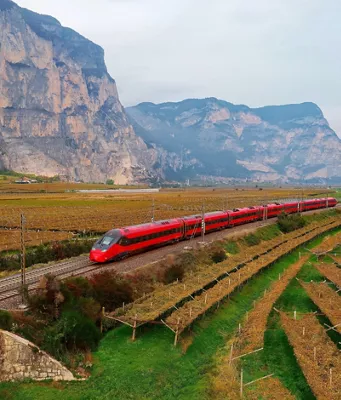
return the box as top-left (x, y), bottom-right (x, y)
top-left (0, 206), bottom-right (339, 308)
top-left (0, 257), bottom-right (99, 303)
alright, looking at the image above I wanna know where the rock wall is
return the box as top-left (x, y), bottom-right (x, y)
top-left (0, 329), bottom-right (74, 381)
top-left (0, 0), bottom-right (158, 184)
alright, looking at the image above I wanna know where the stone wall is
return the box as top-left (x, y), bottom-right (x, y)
top-left (0, 330), bottom-right (74, 381)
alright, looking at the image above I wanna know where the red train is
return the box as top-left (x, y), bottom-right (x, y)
top-left (89, 197), bottom-right (337, 263)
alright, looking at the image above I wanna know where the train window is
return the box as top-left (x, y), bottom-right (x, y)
top-left (120, 237), bottom-right (129, 246)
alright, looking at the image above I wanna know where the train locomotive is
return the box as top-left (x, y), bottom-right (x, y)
top-left (89, 197), bottom-right (337, 263)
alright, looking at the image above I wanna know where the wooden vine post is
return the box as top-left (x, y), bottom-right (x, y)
top-left (174, 318), bottom-right (180, 346)
top-left (100, 306), bottom-right (105, 333)
top-left (240, 368), bottom-right (244, 398)
top-left (132, 314), bottom-right (138, 342)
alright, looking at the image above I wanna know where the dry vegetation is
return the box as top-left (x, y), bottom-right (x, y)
top-left (0, 229), bottom-right (74, 252)
top-left (233, 256), bottom-right (309, 355)
top-left (209, 257), bottom-right (313, 400)
top-left (311, 232), bottom-right (341, 256)
top-left (0, 187), bottom-right (331, 251)
top-left (300, 281), bottom-right (341, 333)
top-left (280, 312), bottom-right (341, 400)
top-left (315, 263), bottom-right (341, 287)
top-left (110, 217), bottom-right (340, 328)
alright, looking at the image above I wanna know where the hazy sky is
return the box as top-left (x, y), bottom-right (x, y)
top-left (16, 0), bottom-right (341, 136)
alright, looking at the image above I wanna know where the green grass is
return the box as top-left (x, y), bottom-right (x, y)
top-left (1, 227), bottom-right (340, 400)
top-left (255, 223), bottom-right (282, 241)
top-left (223, 240), bottom-right (240, 254)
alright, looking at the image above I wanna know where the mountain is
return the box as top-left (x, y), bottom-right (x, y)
top-left (0, 0), bottom-right (159, 183)
top-left (1, 1), bottom-right (340, 185)
top-left (127, 98), bottom-right (341, 183)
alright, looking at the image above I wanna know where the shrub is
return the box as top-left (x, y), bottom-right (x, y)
top-left (161, 263), bottom-right (185, 284)
top-left (224, 241), bottom-right (239, 254)
top-left (76, 297), bottom-right (101, 322)
top-left (210, 248), bottom-right (227, 263)
top-left (126, 270), bottom-right (155, 299)
top-left (176, 252), bottom-right (196, 270)
top-left (62, 276), bottom-right (93, 299)
top-left (278, 212), bottom-right (306, 233)
top-left (244, 233), bottom-right (261, 247)
top-left (61, 311), bottom-right (101, 351)
top-left (89, 271), bottom-right (133, 311)
top-left (0, 310), bottom-right (13, 330)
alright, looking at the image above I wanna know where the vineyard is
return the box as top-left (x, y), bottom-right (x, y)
top-left (210, 229), bottom-right (341, 400)
top-left (0, 187), bottom-right (332, 252)
top-left (300, 281), bottom-right (341, 334)
top-left (109, 216), bottom-right (341, 336)
top-left (1, 206), bottom-right (341, 399)
top-left (233, 256), bottom-right (309, 355)
top-left (281, 312), bottom-right (341, 400)
top-left (211, 255), bottom-right (308, 399)
top-left (315, 263), bottom-right (341, 287)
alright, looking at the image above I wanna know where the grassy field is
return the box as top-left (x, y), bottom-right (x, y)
top-left (1, 225), bottom-right (340, 400)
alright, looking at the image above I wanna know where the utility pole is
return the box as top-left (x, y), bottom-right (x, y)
top-left (201, 201), bottom-right (205, 242)
top-left (20, 213), bottom-right (26, 304)
top-left (151, 198), bottom-right (155, 223)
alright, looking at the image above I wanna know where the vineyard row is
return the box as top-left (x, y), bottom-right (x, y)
top-left (281, 312), bottom-right (341, 400)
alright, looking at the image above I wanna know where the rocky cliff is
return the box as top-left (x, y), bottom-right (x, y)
top-left (127, 98), bottom-right (341, 183)
top-left (0, 0), bottom-right (157, 183)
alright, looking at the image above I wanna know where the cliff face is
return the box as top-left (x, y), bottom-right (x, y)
top-left (127, 99), bottom-right (341, 183)
top-left (0, 0), bottom-right (157, 183)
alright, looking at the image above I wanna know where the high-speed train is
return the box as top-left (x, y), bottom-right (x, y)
top-left (89, 197), bottom-right (337, 263)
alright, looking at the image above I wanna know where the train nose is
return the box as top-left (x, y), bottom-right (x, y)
top-left (89, 250), bottom-right (108, 263)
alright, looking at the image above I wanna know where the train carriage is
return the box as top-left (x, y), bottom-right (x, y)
top-left (90, 197), bottom-right (337, 263)
top-left (203, 211), bottom-right (230, 232)
top-left (90, 219), bottom-right (183, 262)
top-left (229, 206), bottom-right (262, 226)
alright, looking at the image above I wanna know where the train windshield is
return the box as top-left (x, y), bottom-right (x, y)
top-left (93, 230), bottom-right (121, 250)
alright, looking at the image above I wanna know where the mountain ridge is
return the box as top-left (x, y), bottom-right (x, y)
top-left (127, 97), bottom-right (341, 183)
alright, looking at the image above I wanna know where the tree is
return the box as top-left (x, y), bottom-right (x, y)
top-left (106, 179), bottom-right (114, 185)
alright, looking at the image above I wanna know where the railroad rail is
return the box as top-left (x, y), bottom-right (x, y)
top-left (0, 257), bottom-right (98, 303)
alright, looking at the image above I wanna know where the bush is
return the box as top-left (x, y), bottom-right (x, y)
top-left (61, 311), bottom-right (101, 351)
top-left (209, 243), bottom-right (227, 263)
top-left (244, 233), bottom-right (261, 247)
top-left (176, 252), bottom-right (196, 270)
top-left (42, 311), bottom-right (101, 356)
top-left (62, 276), bottom-right (93, 299)
top-left (76, 297), bottom-right (101, 322)
top-left (278, 212), bottom-right (306, 233)
top-left (0, 310), bottom-right (13, 330)
top-left (89, 271), bottom-right (133, 311)
top-left (224, 241), bottom-right (239, 254)
top-left (161, 263), bottom-right (185, 284)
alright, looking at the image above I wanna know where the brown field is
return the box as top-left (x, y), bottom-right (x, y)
top-left (315, 263), bottom-right (341, 287)
top-left (281, 312), bottom-right (341, 400)
top-left (300, 281), bottom-right (341, 333)
top-left (234, 256), bottom-right (309, 355)
top-left (0, 187), bottom-right (333, 252)
top-left (0, 230), bottom-right (74, 252)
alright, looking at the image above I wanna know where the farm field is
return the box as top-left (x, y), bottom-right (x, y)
top-left (0, 187), bottom-right (335, 252)
top-left (1, 214), bottom-right (341, 399)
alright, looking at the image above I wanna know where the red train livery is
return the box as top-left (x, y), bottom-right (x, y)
top-left (89, 197), bottom-right (337, 263)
